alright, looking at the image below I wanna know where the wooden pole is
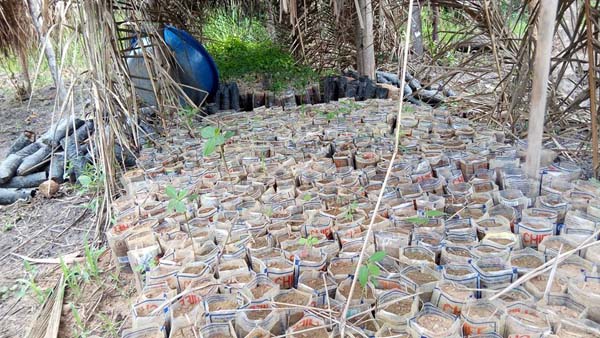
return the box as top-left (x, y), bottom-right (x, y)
top-left (27, 0), bottom-right (67, 103)
top-left (356, 0), bottom-right (375, 79)
top-left (585, 0), bottom-right (599, 177)
top-left (525, 0), bottom-right (558, 179)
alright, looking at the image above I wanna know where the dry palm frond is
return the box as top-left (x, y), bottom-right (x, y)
top-left (0, 0), bottom-right (35, 56)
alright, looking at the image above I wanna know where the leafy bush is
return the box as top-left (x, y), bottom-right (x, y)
top-left (203, 9), bottom-right (318, 93)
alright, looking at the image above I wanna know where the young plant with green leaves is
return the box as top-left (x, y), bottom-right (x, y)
top-left (77, 163), bottom-right (104, 194)
top-left (165, 186), bottom-right (198, 215)
top-left (200, 125), bottom-right (234, 157)
top-left (17, 261), bottom-right (50, 304)
top-left (358, 251), bottom-right (386, 289)
top-left (298, 235), bottom-right (319, 249)
top-left (178, 106), bottom-right (198, 132)
top-left (344, 201), bottom-right (359, 221)
top-left (405, 210), bottom-right (446, 225)
top-left (201, 125), bottom-right (235, 176)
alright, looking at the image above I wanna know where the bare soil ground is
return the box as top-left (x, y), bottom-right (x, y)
top-left (0, 82), bottom-right (134, 338)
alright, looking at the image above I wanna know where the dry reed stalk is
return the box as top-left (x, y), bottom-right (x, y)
top-left (339, 0), bottom-right (415, 336)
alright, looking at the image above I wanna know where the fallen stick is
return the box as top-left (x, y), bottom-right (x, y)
top-left (10, 252), bottom-right (82, 264)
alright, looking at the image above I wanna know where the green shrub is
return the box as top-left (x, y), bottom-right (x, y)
top-left (203, 9), bottom-right (318, 93)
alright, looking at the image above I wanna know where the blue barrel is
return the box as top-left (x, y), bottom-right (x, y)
top-left (163, 26), bottom-right (220, 104)
top-left (127, 26), bottom-right (220, 107)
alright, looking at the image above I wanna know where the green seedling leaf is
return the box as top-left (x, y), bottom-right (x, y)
top-left (167, 200), bottom-right (177, 212)
top-left (165, 186), bottom-right (178, 199)
top-left (405, 217), bottom-right (429, 225)
top-left (174, 201), bottom-right (186, 214)
top-left (188, 193), bottom-right (199, 202)
top-left (358, 265), bottom-right (369, 288)
top-left (201, 126), bottom-right (217, 139)
top-left (309, 237), bottom-right (319, 246)
top-left (78, 175), bottom-right (92, 188)
top-left (302, 194), bottom-right (312, 202)
top-left (425, 210), bottom-right (446, 217)
top-left (369, 251), bottom-right (386, 263)
top-left (367, 263), bottom-right (380, 277)
top-left (203, 137), bottom-right (217, 156)
top-left (224, 131), bottom-right (235, 139)
top-left (298, 238), bottom-right (307, 245)
top-left (215, 134), bottom-right (226, 146)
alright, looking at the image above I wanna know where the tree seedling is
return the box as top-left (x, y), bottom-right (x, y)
top-left (200, 125), bottom-right (234, 157)
top-left (201, 125), bottom-right (235, 179)
top-left (165, 185), bottom-right (198, 250)
top-left (344, 201), bottom-right (359, 221)
top-left (165, 186), bottom-right (197, 215)
top-left (358, 251), bottom-right (386, 289)
top-left (298, 235), bottom-right (319, 249)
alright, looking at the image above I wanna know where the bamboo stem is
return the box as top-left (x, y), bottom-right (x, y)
top-left (585, 0), bottom-right (598, 177)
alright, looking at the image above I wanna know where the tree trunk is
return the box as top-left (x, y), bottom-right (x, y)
top-left (27, 0), bottom-right (66, 103)
top-left (17, 47), bottom-right (31, 98)
top-left (432, 2), bottom-right (439, 43)
top-left (356, 0), bottom-right (375, 79)
top-left (525, 0), bottom-right (558, 179)
top-left (411, 1), bottom-right (424, 57)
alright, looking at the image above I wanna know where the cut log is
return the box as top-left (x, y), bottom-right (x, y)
top-left (38, 118), bottom-right (84, 147)
top-left (0, 188), bottom-right (34, 205)
top-left (8, 131), bottom-right (35, 155)
top-left (17, 144), bottom-right (52, 176)
top-left (48, 153), bottom-right (65, 183)
top-left (0, 172), bottom-right (48, 189)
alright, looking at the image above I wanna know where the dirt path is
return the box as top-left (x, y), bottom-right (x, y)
top-left (0, 82), bottom-right (98, 338)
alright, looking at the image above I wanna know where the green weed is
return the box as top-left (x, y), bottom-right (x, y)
top-left (16, 261), bottom-right (50, 304)
top-left (70, 303), bottom-right (91, 338)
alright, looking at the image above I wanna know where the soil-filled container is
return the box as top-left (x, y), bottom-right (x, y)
top-left (472, 258), bottom-right (517, 297)
top-left (375, 290), bottom-right (419, 328)
top-left (481, 232), bottom-right (520, 250)
top-left (328, 256), bottom-right (359, 282)
top-left (176, 261), bottom-right (211, 291)
top-left (170, 293), bottom-right (203, 333)
top-left (297, 271), bottom-right (337, 306)
top-left (461, 299), bottom-right (506, 337)
top-left (440, 246), bottom-right (474, 265)
top-left (398, 246), bottom-right (436, 267)
top-left (204, 293), bottom-right (250, 323)
top-left (285, 314), bottom-right (330, 338)
top-left (430, 280), bottom-right (475, 316)
top-left (235, 301), bottom-right (282, 337)
top-left (495, 287), bottom-right (535, 306)
top-left (254, 257), bottom-right (295, 289)
top-left (199, 322), bottom-right (238, 337)
top-left (407, 303), bottom-right (461, 338)
top-left (537, 293), bottom-right (587, 326)
top-left (122, 325), bottom-right (166, 338)
top-left (509, 248), bottom-right (545, 277)
top-left (471, 244), bottom-right (510, 261)
top-left (442, 264), bottom-right (479, 289)
top-left (505, 303), bottom-right (551, 337)
top-left (242, 273), bottom-right (281, 301)
top-left (132, 299), bottom-right (168, 330)
top-left (273, 288), bottom-right (313, 327)
top-left (567, 275), bottom-right (600, 308)
top-left (335, 276), bottom-right (376, 307)
top-left (399, 265), bottom-right (441, 302)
